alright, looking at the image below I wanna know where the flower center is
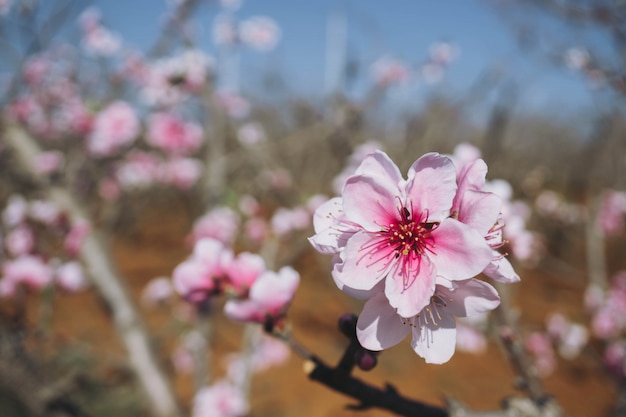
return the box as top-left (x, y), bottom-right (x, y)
top-left (358, 203), bottom-right (438, 291)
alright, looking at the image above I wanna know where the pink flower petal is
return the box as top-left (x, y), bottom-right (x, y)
top-left (332, 231), bottom-right (391, 291)
top-left (354, 150), bottom-right (404, 191)
top-left (342, 175), bottom-right (397, 232)
top-left (483, 255), bottom-right (520, 283)
top-left (384, 255), bottom-right (436, 318)
top-left (456, 190), bottom-right (501, 236)
top-left (429, 219), bottom-right (492, 281)
top-left (411, 312), bottom-right (457, 364)
top-left (357, 293), bottom-right (410, 350)
top-left (437, 279), bottom-right (501, 318)
top-left (406, 153), bottom-right (457, 222)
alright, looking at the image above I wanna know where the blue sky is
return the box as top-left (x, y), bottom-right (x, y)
top-left (43, 1), bottom-right (613, 120)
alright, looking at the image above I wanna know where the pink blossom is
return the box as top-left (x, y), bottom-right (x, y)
top-left (82, 27), bottom-right (122, 57)
top-left (238, 195), bottom-right (261, 217)
top-left (604, 341), bottom-right (626, 379)
top-left (239, 16), bottom-right (281, 51)
top-left (310, 150), bottom-right (493, 317)
top-left (190, 207), bottom-right (240, 246)
top-left (455, 323), bottom-right (487, 354)
top-left (171, 343), bottom-right (195, 375)
top-left (160, 157), bottom-right (203, 190)
top-left (261, 167), bottom-right (292, 190)
top-left (524, 332), bottom-right (556, 377)
top-left (429, 41), bottom-right (458, 66)
top-left (141, 277), bottom-right (173, 306)
top-left (99, 178), bottom-right (121, 201)
top-left (224, 266), bottom-right (300, 326)
top-left (5, 225), bottom-right (35, 257)
top-left (357, 279), bottom-right (500, 364)
top-left (270, 207), bottom-right (311, 236)
top-left (35, 151), bottom-right (64, 175)
top-left (449, 146), bottom-right (520, 283)
top-left (237, 122), bottom-right (266, 146)
top-left (370, 56), bottom-right (411, 86)
top-left (29, 200), bottom-right (61, 225)
top-left (243, 217), bottom-right (268, 244)
top-left (173, 238), bottom-right (233, 303)
top-left (224, 252), bottom-right (266, 296)
top-left (3, 195), bottom-right (28, 227)
top-left (225, 335), bottom-right (290, 383)
top-left (598, 190), bottom-right (626, 236)
top-left (1, 256), bottom-right (53, 296)
top-left (56, 261), bottom-right (87, 292)
top-left (87, 101), bottom-right (139, 157)
top-left (192, 380), bottom-right (248, 417)
top-left (115, 151), bottom-right (161, 189)
top-left (216, 92), bottom-right (250, 119)
top-left (147, 112), bottom-right (203, 155)
top-left (64, 219), bottom-right (90, 257)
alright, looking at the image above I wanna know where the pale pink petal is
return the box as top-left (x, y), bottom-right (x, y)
top-left (437, 279), bottom-right (501, 317)
top-left (354, 150), bottom-right (404, 191)
top-left (331, 232), bottom-right (391, 291)
top-left (483, 255), bottom-right (520, 283)
top-left (429, 219), bottom-right (492, 281)
top-left (332, 261), bottom-right (385, 299)
top-left (411, 312), bottom-right (457, 364)
top-left (357, 293), bottom-right (410, 350)
top-left (384, 256), bottom-right (436, 317)
top-left (342, 175), bottom-right (398, 232)
top-left (224, 299), bottom-right (263, 322)
top-left (406, 153), bottom-right (457, 222)
top-left (250, 266), bottom-right (299, 313)
top-left (456, 190), bottom-right (501, 236)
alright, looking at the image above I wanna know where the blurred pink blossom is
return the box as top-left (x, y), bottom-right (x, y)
top-left (82, 27), bottom-right (122, 57)
top-left (238, 195), bottom-right (260, 217)
top-left (160, 157), bottom-right (203, 190)
top-left (216, 92), bottom-right (250, 119)
top-left (87, 101), bottom-right (139, 157)
top-left (115, 151), bottom-right (161, 189)
top-left (455, 323), bottom-right (487, 354)
top-left (190, 207), bottom-right (240, 246)
top-left (64, 219), bottom-right (90, 257)
top-left (224, 252), bottom-right (266, 296)
top-left (243, 217), bottom-right (268, 245)
top-left (604, 341), bottom-right (626, 379)
top-left (35, 151), bottom-right (64, 175)
top-left (141, 277), bottom-right (174, 306)
top-left (192, 380), bottom-right (248, 417)
top-left (3, 195), bottom-right (28, 227)
top-left (370, 56), bottom-right (410, 86)
top-left (237, 122), bottom-right (266, 146)
top-left (1, 256), bottom-right (53, 296)
top-left (29, 200), bottom-right (61, 225)
top-left (147, 112), bottom-right (203, 155)
top-left (270, 207), bottom-right (311, 236)
top-left (524, 332), bottom-right (556, 377)
top-left (224, 266), bottom-right (300, 326)
top-left (239, 16), bottom-right (281, 51)
top-left (56, 261), bottom-right (87, 292)
top-left (173, 238), bottom-right (233, 303)
top-left (598, 190), bottom-right (626, 236)
top-left (5, 225), bottom-right (34, 257)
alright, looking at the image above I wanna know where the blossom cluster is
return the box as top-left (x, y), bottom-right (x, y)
top-left (310, 146), bottom-right (520, 363)
top-left (0, 195), bottom-right (88, 297)
top-left (172, 236), bottom-right (299, 328)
